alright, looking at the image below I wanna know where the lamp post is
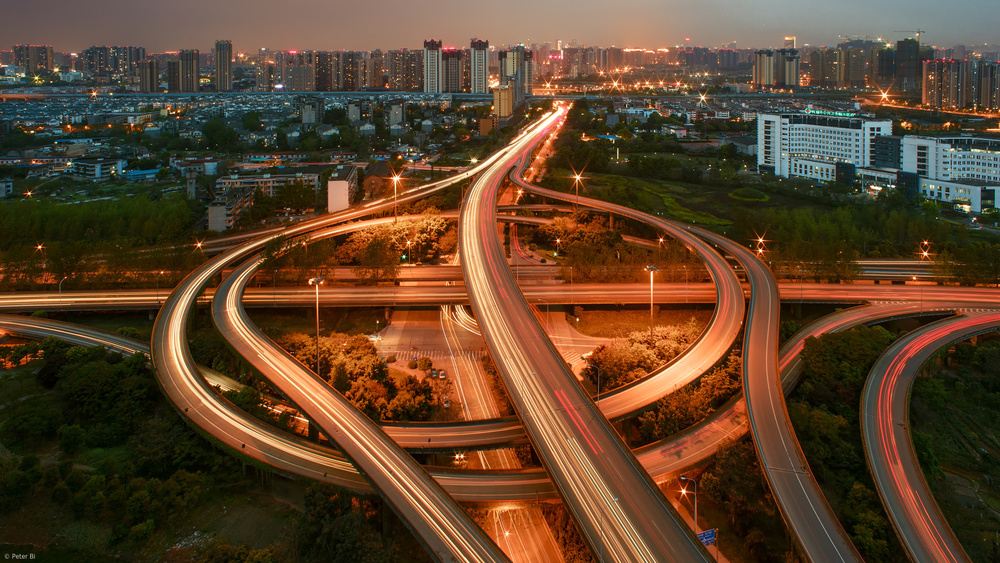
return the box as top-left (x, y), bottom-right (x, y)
top-left (59, 276), bottom-right (67, 307)
top-left (913, 276), bottom-right (922, 313)
top-left (406, 240), bottom-right (412, 264)
top-left (591, 363), bottom-right (601, 404)
top-left (308, 277), bottom-right (325, 375)
top-left (680, 476), bottom-right (698, 532)
top-left (683, 265), bottom-right (688, 304)
top-left (572, 173), bottom-right (583, 212)
top-left (645, 265), bottom-right (659, 341)
top-left (155, 270), bottom-right (164, 304)
top-left (392, 174), bottom-right (401, 223)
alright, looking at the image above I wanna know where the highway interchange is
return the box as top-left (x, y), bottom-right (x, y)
top-left (2, 107), bottom-right (995, 562)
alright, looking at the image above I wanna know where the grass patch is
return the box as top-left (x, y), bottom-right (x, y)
top-left (58, 312), bottom-right (155, 342)
top-left (729, 187), bottom-right (769, 202)
top-left (573, 306), bottom-right (713, 339)
top-left (248, 307), bottom-right (383, 339)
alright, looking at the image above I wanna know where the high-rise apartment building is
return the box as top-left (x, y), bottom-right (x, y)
top-left (167, 60), bottom-right (180, 92)
top-left (784, 36), bottom-right (797, 49)
top-left (215, 40), bottom-right (233, 92)
top-left (895, 38), bottom-right (921, 94)
top-left (809, 49), bottom-right (843, 88)
top-left (442, 48), bottom-right (465, 93)
top-left (315, 51), bottom-right (336, 91)
top-left (340, 51), bottom-right (364, 91)
top-left (869, 47), bottom-right (895, 89)
top-left (256, 63), bottom-right (277, 92)
top-left (754, 49), bottom-right (798, 88)
top-left (386, 49), bottom-right (419, 91)
top-left (470, 39), bottom-right (489, 94)
top-left (976, 60), bottom-right (1000, 111)
top-left (922, 59), bottom-right (972, 109)
top-left (753, 50), bottom-right (774, 88)
top-left (366, 50), bottom-right (385, 89)
top-left (81, 46), bottom-right (146, 80)
top-left (13, 44), bottom-right (53, 74)
top-left (423, 40), bottom-right (443, 93)
top-left (138, 59), bottom-right (159, 93)
top-left (177, 49), bottom-right (199, 92)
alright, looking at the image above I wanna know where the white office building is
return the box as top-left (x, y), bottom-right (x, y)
top-left (757, 110), bottom-right (892, 182)
top-left (900, 136), bottom-right (1000, 212)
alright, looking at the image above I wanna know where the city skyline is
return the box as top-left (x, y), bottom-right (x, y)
top-left (5, 0), bottom-right (999, 54)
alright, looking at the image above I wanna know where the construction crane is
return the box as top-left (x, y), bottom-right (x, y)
top-left (894, 29), bottom-right (927, 43)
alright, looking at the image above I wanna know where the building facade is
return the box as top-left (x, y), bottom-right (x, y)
top-left (922, 59), bottom-right (972, 109)
top-left (215, 40), bottom-right (233, 92)
top-left (423, 40), bottom-right (443, 93)
top-left (470, 39), bottom-right (489, 94)
top-left (757, 111), bottom-right (892, 182)
top-left (13, 45), bottom-right (53, 74)
top-left (178, 49), bottom-right (199, 92)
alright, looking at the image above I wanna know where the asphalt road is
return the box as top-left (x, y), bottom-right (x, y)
top-left (862, 313), bottom-right (1000, 563)
top-left (215, 250), bottom-right (511, 563)
top-left (509, 165), bottom-right (863, 562)
top-left (692, 225), bottom-right (864, 563)
top-left (461, 107), bottom-right (712, 563)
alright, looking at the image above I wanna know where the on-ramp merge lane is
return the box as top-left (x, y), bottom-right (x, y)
top-left (215, 252), bottom-right (510, 563)
top-left (862, 313), bottom-right (998, 563)
top-left (691, 226), bottom-right (863, 563)
top-left (460, 107), bottom-right (711, 563)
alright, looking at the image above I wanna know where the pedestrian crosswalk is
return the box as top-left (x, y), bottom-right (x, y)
top-left (381, 349), bottom-right (483, 363)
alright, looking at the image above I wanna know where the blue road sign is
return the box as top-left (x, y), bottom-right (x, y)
top-left (697, 528), bottom-right (717, 546)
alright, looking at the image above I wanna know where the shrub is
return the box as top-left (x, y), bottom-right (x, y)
top-left (51, 482), bottom-right (71, 504)
top-left (407, 360), bottom-right (418, 369)
top-left (417, 356), bottom-right (433, 370)
top-left (58, 424), bottom-right (86, 455)
top-left (386, 355), bottom-right (397, 364)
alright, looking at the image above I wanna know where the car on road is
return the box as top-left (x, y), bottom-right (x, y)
top-left (438, 369), bottom-right (447, 379)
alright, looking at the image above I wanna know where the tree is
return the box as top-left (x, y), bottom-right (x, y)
top-left (241, 111), bottom-right (263, 132)
top-left (352, 233), bottom-right (399, 285)
top-left (58, 424), bottom-right (86, 455)
top-left (202, 119), bottom-right (239, 152)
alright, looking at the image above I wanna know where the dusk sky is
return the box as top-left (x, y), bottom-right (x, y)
top-left (7, 0), bottom-right (998, 53)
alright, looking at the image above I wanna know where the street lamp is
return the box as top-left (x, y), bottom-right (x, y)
top-left (406, 240), bottom-right (412, 264)
top-left (680, 476), bottom-right (699, 532)
top-left (683, 265), bottom-right (688, 304)
top-left (555, 238), bottom-right (561, 257)
top-left (391, 174), bottom-right (401, 223)
top-left (913, 276), bottom-right (922, 313)
top-left (308, 277), bottom-right (325, 375)
top-left (645, 265), bottom-right (659, 341)
top-left (591, 363), bottom-right (601, 404)
top-left (572, 172), bottom-right (583, 212)
top-left (155, 270), bottom-right (164, 304)
top-left (59, 276), bottom-right (67, 306)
